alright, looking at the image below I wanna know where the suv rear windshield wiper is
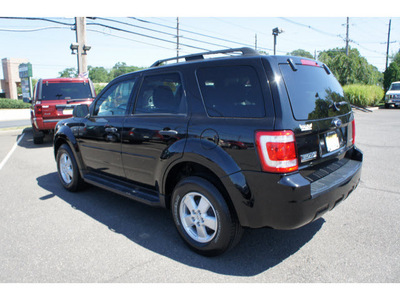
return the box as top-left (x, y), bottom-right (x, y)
top-left (329, 101), bottom-right (348, 112)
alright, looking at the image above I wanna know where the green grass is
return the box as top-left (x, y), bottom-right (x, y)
top-left (343, 84), bottom-right (384, 107)
top-left (0, 98), bottom-right (31, 109)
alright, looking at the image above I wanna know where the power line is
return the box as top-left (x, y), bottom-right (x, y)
top-left (91, 17), bottom-right (177, 39)
top-left (0, 26), bottom-right (70, 32)
top-left (129, 17), bottom-right (274, 52)
top-left (280, 17), bottom-right (342, 39)
top-left (349, 39), bottom-right (386, 56)
top-left (0, 17), bottom-right (74, 27)
top-left (87, 28), bottom-right (174, 51)
top-left (94, 17), bottom-right (242, 50)
top-left (86, 21), bottom-right (211, 52)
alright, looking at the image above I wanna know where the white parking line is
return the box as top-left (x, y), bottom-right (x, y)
top-left (0, 133), bottom-right (25, 171)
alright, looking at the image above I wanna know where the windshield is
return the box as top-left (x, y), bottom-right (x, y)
top-left (389, 83), bottom-right (400, 91)
top-left (280, 64), bottom-right (351, 121)
top-left (40, 82), bottom-right (93, 100)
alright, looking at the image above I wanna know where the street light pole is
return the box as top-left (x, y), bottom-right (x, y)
top-left (272, 27), bottom-right (283, 55)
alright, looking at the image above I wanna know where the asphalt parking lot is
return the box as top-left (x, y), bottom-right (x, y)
top-left (0, 108), bottom-right (399, 284)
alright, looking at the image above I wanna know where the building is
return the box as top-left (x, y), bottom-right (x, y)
top-left (1, 58), bottom-right (29, 99)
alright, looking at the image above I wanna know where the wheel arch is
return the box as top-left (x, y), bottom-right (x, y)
top-left (162, 157), bottom-right (247, 227)
top-left (54, 126), bottom-right (85, 174)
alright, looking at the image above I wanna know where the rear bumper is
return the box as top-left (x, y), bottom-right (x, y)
top-left (32, 117), bottom-right (69, 131)
top-left (224, 147), bottom-right (363, 229)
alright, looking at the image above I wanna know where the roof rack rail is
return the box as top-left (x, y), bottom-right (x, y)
top-left (150, 47), bottom-right (259, 67)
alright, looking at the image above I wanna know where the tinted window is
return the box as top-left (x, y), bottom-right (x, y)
top-left (196, 65), bottom-right (265, 118)
top-left (390, 83), bottom-right (400, 91)
top-left (40, 82), bottom-right (93, 100)
top-left (94, 78), bottom-right (136, 116)
top-left (280, 64), bottom-right (351, 121)
top-left (134, 73), bottom-right (186, 115)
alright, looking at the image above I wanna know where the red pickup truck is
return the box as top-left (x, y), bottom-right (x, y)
top-left (30, 77), bottom-right (95, 144)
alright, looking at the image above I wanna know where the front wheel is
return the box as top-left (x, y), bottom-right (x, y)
top-left (56, 144), bottom-right (83, 192)
top-left (171, 176), bottom-right (243, 256)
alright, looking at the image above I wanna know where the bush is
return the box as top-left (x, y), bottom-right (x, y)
top-left (343, 84), bottom-right (384, 107)
top-left (0, 98), bottom-right (31, 109)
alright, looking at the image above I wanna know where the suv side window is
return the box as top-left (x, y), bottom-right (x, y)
top-left (93, 78), bottom-right (136, 116)
top-left (134, 73), bottom-right (186, 115)
top-left (196, 65), bottom-right (265, 118)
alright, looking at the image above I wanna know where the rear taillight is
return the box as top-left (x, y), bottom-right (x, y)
top-left (35, 105), bottom-right (43, 116)
top-left (351, 119), bottom-right (356, 145)
top-left (255, 131), bottom-right (298, 173)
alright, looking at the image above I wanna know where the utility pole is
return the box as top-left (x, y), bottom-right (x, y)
top-left (255, 33), bottom-right (257, 51)
top-left (72, 17), bottom-right (90, 76)
top-left (345, 17), bottom-right (349, 56)
top-left (386, 19), bottom-right (392, 70)
top-left (176, 17), bottom-right (180, 63)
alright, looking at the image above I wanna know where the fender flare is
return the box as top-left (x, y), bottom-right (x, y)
top-left (53, 122), bottom-right (85, 175)
top-left (160, 139), bottom-right (253, 225)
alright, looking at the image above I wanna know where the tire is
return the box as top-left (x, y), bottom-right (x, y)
top-left (171, 176), bottom-right (243, 256)
top-left (56, 144), bottom-right (83, 192)
top-left (32, 126), bottom-right (44, 144)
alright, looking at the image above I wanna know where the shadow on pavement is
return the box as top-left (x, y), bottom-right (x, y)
top-left (37, 172), bottom-right (324, 277)
top-left (17, 127), bottom-right (53, 149)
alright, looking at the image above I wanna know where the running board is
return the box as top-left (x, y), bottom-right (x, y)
top-left (84, 173), bottom-right (161, 206)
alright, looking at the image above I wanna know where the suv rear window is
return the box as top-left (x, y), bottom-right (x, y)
top-left (40, 82), bottom-right (93, 100)
top-left (280, 64), bottom-right (351, 120)
top-left (196, 65), bottom-right (265, 118)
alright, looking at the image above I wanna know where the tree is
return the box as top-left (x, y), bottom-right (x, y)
top-left (383, 51), bottom-right (400, 91)
top-left (288, 49), bottom-right (314, 59)
top-left (88, 66), bottom-right (111, 83)
top-left (59, 68), bottom-right (77, 78)
top-left (318, 47), bottom-right (382, 86)
top-left (58, 63), bottom-right (145, 83)
top-left (110, 62), bottom-right (143, 79)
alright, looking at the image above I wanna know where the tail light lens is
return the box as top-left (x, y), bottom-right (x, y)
top-left (35, 105), bottom-right (43, 116)
top-left (351, 119), bottom-right (356, 145)
top-left (255, 130), bottom-right (298, 173)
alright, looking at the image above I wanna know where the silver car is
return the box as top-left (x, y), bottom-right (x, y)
top-left (385, 81), bottom-right (400, 108)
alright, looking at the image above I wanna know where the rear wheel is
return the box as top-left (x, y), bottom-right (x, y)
top-left (56, 144), bottom-right (83, 192)
top-left (171, 176), bottom-right (243, 256)
top-left (32, 126), bottom-right (44, 144)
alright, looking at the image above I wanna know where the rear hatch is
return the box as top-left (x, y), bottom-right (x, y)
top-left (278, 58), bottom-right (355, 179)
top-left (39, 80), bottom-right (94, 120)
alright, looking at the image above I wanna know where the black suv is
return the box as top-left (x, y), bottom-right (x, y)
top-left (53, 48), bottom-right (363, 256)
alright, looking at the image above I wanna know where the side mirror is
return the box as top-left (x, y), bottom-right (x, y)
top-left (73, 104), bottom-right (89, 118)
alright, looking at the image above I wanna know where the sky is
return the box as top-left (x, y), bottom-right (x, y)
top-left (1, 0), bottom-right (399, 80)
